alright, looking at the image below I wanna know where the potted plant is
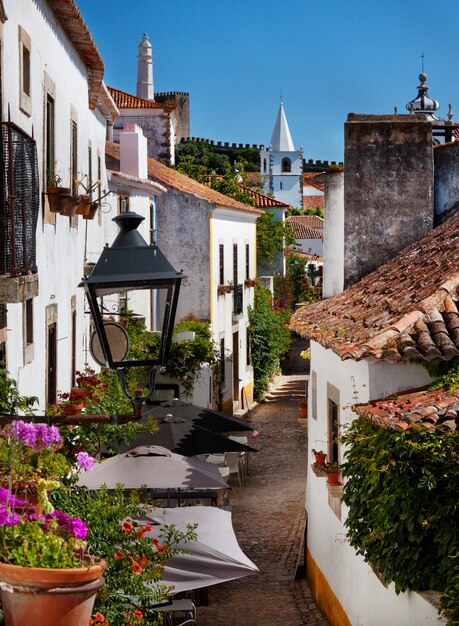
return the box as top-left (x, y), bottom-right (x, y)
top-left (312, 449), bottom-right (327, 465)
top-left (46, 173), bottom-right (71, 213)
top-left (244, 278), bottom-right (257, 288)
top-left (0, 421), bottom-right (104, 626)
top-left (72, 366), bottom-right (104, 403)
top-left (323, 463), bottom-right (341, 485)
top-left (217, 283), bottom-right (234, 296)
top-left (57, 391), bottom-right (85, 416)
top-left (299, 398), bottom-right (308, 418)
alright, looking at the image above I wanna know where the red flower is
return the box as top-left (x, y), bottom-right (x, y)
top-left (114, 551), bottom-right (124, 559)
top-left (122, 521), bottom-right (133, 532)
top-left (131, 562), bottom-right (143, 575)
top-left (133, 611), bottom-right (143, 619)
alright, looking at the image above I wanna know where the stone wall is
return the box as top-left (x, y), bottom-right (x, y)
top-left (156, 92), bottom-right (190, 143)
top-left (344, 114), bottom-right (434, 287)
top-left (434, 141), bottom-right (459, 225)
top-left (113, 109), bottom-right (172, 163)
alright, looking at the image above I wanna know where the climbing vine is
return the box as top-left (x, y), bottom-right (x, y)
top-left (341, 415), bottom-right (459, 622)
top-left (248, 283), bottom-right (292, 400)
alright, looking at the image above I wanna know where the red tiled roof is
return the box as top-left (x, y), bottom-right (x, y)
top-left (48, 0), bottom-right (104, 109)
top-left (290, 210), bottom-right (459, 363)
top-left (355, 388), bottom-right (459, 432)
top-left (286, 219), bottom-right (323, 240)
top-left (105, 142), bottom-right (263, 216)
top-left (303, 195), bottom-right (324, 210)
top-left (237, 184), bottom-right (289, 208)
top-left (284, 247), bottom-right (323, 262)
top-left (287, 215), bottom-right (324, 229)
top-left (303, 173), bottom-right (325, 192)
top-left (107, 87), bottom-right (174, 111)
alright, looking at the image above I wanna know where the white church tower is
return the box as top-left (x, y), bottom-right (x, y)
top-left (260, 101), bottom-right (303, 208)
top-left (136, 33), bottom-right (154, 101)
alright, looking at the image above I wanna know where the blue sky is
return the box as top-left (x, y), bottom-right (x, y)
top-left (77, 0), bottom-right (459, 162)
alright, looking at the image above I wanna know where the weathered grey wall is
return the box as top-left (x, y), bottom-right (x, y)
top-left (434, 141), bottom-right (459, 225)
top-left (113, 110), bottom-right (173, 163)
top-left (344, 114), bottom-right (434, 287)
top-left (155, 92), bottom-right (190, 143)
top-left (155, 187), bottom-right (211, 321)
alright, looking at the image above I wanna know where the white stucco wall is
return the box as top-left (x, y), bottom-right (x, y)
top-left (2, 0), bottom-right (109, 407)
top-left (322, 171), bottom-right (344, 298)
top-left (307, 341), bottom-right (440, 626)
top-left (260, 148), bottom-right (303, 208)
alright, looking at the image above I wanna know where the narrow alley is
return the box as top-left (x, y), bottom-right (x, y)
top-left (198, 348), bottom-right (329, 626)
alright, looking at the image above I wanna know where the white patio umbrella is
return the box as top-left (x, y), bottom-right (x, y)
top-left (77, 446), bottom-right (228, 490)
top-left (143, 506), bottom-right (259, 592)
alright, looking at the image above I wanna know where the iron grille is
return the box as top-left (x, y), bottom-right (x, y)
top-left (233, 283), bottom-right (243, 316)
top-left (0, 122), bottom-right (39, 276)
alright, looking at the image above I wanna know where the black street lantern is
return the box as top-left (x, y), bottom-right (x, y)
top-left (80, 212), bottom-right (184, 407)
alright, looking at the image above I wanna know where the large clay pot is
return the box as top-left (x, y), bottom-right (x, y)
top-left (60, 402), bottom-right (84, 416)
top-left (313, 452), bottom-right (327, 465)
top-left (0, 558), bottom-right (106, 626)
top-left (326, 472), bottom-right (341, 486)
top-left (46, 187), bottom-right (71, 213)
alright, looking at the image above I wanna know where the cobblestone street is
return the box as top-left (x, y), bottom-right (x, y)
top-left (198, 353), bottom-right (329, 626)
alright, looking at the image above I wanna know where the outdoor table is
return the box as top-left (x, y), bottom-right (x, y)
top-left (149, 489), bottom-right (220, 507)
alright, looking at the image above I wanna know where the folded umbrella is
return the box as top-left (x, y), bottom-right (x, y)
top-left (115, 416), bottom-right (258, 457)
top-left (145, 399), bottom-right (254, 433)
top-left (77, 445), bottom-right (228, 490)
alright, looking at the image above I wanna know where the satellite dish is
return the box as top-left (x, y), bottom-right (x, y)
top-left (90, 322), bottom-right (130, 367)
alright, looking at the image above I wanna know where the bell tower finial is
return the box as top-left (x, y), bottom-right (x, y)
top-left (136, 33), bottom-right (154, 101)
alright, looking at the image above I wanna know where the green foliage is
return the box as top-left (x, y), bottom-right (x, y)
top-left (273, 253), bottom-right (322, 310)
top-left (256, 211), bottom-right (295, 264)
top-left (287, 206), bottom-right (324, 218)
top-left (442, 556), bottom-right (459, 625)
top-left (176, 140), bottom-right (260, 172)
top-left (248, 283), bottom-right (292, 400)
top-left (52, 487), bottom-right (197, 625)
top-left (123, 314), bottom-right (219, 395)
top-left (0, 365), bottom-right (38, 415)
top-left (427, 358), bottom-right (459, 391)
top-left (341, 416), bottom-right (459, 604)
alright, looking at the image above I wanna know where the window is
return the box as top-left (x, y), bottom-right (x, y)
top-left (25, 298), bottom-right (33, 345)
top-left (46, 94), bottom-right (55, 186)
top-left (246, 327), bottom-right (251, 366)
top-left (119, 195), bottom-right (130, 213)
top-left (220, 338), bottom-right (225, 383)
top-left (149, 203), bottom-right (155, 244)
top-left (18, 26), bottom-right (32, 116)
top-left (311, 371), bottom-right (317, 420)
top-left (245, 244), bottom-right (250, 280)
top-left (233, 243), bottom-right (238, 286)
top-left (282, 157), bottom-right (291, 173)
top-left (263, 158), bottom-right (267, 173)
top-left (219, 244), bottom-right (224, 285)
top-left (88, 145), bottom-right (93, 197)
top-left (280, 181), bottom-right (283, 190)
top-left (70, 120), bottom-right (78, 196)
top-left (328, 399), bottom-right (339, 463)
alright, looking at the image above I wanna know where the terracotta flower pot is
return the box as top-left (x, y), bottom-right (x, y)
top-left (326, 472), bottom-right (341, 485)
top-left (313, 452), bottom-right (327, 465)
top-left (0, 559), bottom-right (106, 626)
top-left (299, 405), bottom-right (307, 418)
top-left (75, 195), bottom-right (92, 216)
top-left (60, 402), bottom-right (84, 416)
top-left (46, 187), bottom-right (71, 213)
top-left (60, 196), bottom-right (78, 217)
top-left (82, 203), bottom-right (98, 220)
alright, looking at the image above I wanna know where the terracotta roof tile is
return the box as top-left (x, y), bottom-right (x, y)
top-left (286, 218), bottom-right (323, 240)
top-left (303, 195), bottom-right (324, 210)
top-left (355, 388), bottom-right (459, 432)
top-left (290, 211), bottom-right (459, 362)
top-left (284, 247), bottom-right (323, 262)
top-left (48, 0), bottom-right (104, 109)
top-left (105, 141), bottom-right (263, 216)
top-left (107, 86), bottom-right (174, 111)
top-left (287, 215), bottom-right (324, 229)
top-left (237, 184), bottom-right (290, 208)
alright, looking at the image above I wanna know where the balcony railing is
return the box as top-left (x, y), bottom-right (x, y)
top-left (0, 120), bottom-right (39, 277)
top-left (233, 283), bottom-right (243, 316)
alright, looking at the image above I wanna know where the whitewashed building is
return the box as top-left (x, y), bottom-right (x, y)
top-left (0, 0), bottom-right (118, 408)
top-left (260, 101), bottom-right (303, 209)
top-left (106, 140), bottom-right (262, 414)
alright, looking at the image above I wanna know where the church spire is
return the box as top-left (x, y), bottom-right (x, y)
top-left (137, 33), bottom-right (154, 101)
top-left (269, 101), bottom-right (295, 151)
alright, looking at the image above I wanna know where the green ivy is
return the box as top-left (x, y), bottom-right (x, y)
top-left (248, 283), bottom-right (292, 400)
top-left (341, 415), bottom-right (459, 620)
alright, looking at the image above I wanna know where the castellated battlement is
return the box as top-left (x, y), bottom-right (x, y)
top-left (155, 91), bottom-right (189, 98)
top-left (182, 137), bottom-right (265, 150)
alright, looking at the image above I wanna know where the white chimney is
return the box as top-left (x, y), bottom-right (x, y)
top-left (119, 124), bottom-right (148, 179)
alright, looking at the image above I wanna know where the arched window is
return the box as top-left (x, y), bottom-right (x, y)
top-left (263, 158), bottom-right (267, 173)
top-left (282, 157), bottom-right (291, 173)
